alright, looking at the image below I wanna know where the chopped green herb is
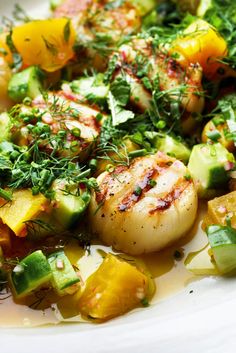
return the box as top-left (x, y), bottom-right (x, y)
top-left (63, 20), bottom-right (71, 43)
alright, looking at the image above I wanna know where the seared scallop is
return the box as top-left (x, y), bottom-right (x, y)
top-left (89, 152), bottom-right (198, 255)
top-left (116, 38), bottom-right (205, 117)
top-left (10, 91), bottom-right (103, 159)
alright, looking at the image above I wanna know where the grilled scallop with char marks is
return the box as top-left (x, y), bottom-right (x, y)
top-left (89, 152), bottom-right (198, 255)
top-left (53, 0), bottom-right (142, 73)
top-left (116, 38), bottom-right (205, 119)
top-left (10, 91), bottom-right (104, 159)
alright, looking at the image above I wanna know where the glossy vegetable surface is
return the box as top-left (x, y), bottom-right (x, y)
top-left (207, 224), bottom-right (236, 274)
top-left (169, 19), bottom-right (228, 78)
top-left (0, 190), bottom-right (48, 237)
top-left (12, 19), bottom-right (76, 72)
top-left (78, 253), bottom-right (151, 320)
top-left (1, 0), bottom-right (236, 326)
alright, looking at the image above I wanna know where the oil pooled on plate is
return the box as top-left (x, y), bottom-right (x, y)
top-left (0, 204), bottom-right (208, 327)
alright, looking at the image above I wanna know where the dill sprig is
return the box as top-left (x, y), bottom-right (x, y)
top-left (0, 97), bottom-right (99, 199)
top-left (12, 4), bottom-right (32, 23)
top-left (0, 143), bottom-right (96, 199)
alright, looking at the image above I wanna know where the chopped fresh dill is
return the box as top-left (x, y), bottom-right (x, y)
top-left (12, 4), bottom-right (32, 23)
top-left (42, 36), bottom-right (58, 56)
top-left (63, 20), bottom-right (71, 43)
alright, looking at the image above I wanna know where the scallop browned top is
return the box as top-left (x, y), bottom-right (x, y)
top-left (115, 38), bottom-right (205, 116)
top-left (10, 91), bottom-right (103, 159)
top-left (89, 152), bottom-right (198, 255)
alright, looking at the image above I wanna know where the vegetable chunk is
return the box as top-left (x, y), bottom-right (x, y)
top-left (169, 19), bottom-right (228, 78)
top-left (8, 66), bottom-right (43, 103)
top-left (207, 191), bottom-right (236, 228)
top-left (188, 143), bottom-right (235, 197)
top-left (48, 251), bottom-right (80, 296)
top-left (12, 19), bottom-right (76, 72)
top-left (78, 253), bottom-right (150, 320)
top-left (11, 250), bottom-right (52, 298)
top-left (207, 224), bottom-right (236, 274)
top-left (0, 190), bottom-right (48, 237)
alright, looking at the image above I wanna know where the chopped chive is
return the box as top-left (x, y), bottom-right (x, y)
top-left (206, 130), bottom-right (221, 142)
top-left (141, 298), bottom-right (149, 307)
top-left (0, 188), bottom-right (12, 201)
top-left (89, 159), bottom-right (97, 170)
top-left (105, 164), bottom-right (115, 173)
top-left (78, 169), bottom-right (91, 179)
top-left (63, 20), bottom-right (71, 43)
top-left (128, 149), bottom-right (147, 158)
top-left (96, 113), bottom-right (103, 122)
top-left (148, 179), bottom-right (157, 187)
top-left (23, 97), bottom-right (32, 105)
top-left (156, 120), bottom-right (166, 130)
top-left (184, 174), bottom-right (192, 181)
top-left (134, 186), bottom-right (142, 196)
top-left (71, 128), bottom-right (81, 137)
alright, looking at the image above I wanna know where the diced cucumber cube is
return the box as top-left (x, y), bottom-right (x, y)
top-left (188, 143), bottom-right (235, 197)
top-left (52, 179), bottom-right (91, 229)
top-left (48, 251), bottom-right (80, 296)
top-left (207, 224), bottom-right (236, 274)
top-left (8, 66), bottom-right (43, 103)
top-left (156, 135), bottom-right (191, 164)
top-left (11, 250), bottom-right (52, 298)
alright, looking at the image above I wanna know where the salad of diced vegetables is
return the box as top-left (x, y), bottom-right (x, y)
top-left (1, 0), bottom-right (236, 325)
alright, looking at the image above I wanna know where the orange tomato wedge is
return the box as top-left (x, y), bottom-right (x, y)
top-left (12, 18), bottom-right (76, 72)
top-left (169, 19), bottom-right (228, 79)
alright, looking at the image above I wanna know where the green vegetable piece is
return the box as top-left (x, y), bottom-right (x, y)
top-left (108, 92), bottom-right (135, 126)
top-left (130, 0), bottom-right (156, 16)
top-left (156, 135), bottom-right (191, 164)
top-left (48, 251), bottom-right (80, 296)
top-left (50, 0), bottom-right (63, 10)
top-left (0, 113), bottom-right (11, 142)
top-left (8, 66), bottom-right (43, 103)
top-left (52, 180), bottom-right (91, 229)
top-left (11, 250), bottom-right (52, 298)
top-left (197, 0), bottom-right (212, 17)
top-left (188, 143), bottom-right (235, 198)
top-left (207, 224), bottom-right (236, 274)
top-left (70, 74), bottom-right (109, 105)
top-left (185, 244), bottom-right (218, 275)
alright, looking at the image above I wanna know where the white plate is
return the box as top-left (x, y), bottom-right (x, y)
top-left (1, 1), bottom-right (236, 352)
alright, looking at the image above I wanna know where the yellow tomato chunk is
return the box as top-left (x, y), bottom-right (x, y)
top-left (0, 190), bottom-right (48, 236)
top-left (206, 191), bottom-right (236, 228)
top-left (12, 19), bottom-right (76, 72)
top-left (169, 19), bottom-right (228, 78)
top-left (78, 253), bottom-right (151, 320)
